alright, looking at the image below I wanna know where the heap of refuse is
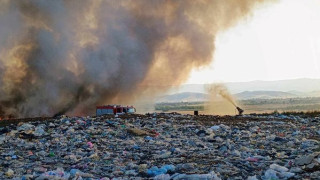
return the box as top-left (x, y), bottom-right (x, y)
top-left (0, 113), bottom-right (320, 179)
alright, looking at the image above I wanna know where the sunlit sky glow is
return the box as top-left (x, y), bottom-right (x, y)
top-left (186, 0), bottom-right (320, 84)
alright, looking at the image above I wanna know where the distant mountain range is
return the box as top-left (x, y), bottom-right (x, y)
top-left (157, 90), bottom-right (320, 103)
top-left (157, 92), bottom-right (209, 103)
top-left (234, 91), bottom-right (297, 100)
top-left (169, 78), bottom-right (320, 94)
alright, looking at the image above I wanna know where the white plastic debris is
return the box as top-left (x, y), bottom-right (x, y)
top-left (247, 175), bottom-right (258, 180)
top-left (210, 125), bottom-right (220, 131)
top-left (270, 163), bottom-right (288, 172)
top-left (264, 169), bottom-right (278, 180)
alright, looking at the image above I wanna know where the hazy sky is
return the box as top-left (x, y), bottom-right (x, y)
top-left (186, 0), bottom-right (320, 84)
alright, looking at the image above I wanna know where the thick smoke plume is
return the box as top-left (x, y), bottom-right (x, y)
top-left (0, 0), bottom-right (271, 117)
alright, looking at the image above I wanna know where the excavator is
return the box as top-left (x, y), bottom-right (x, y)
top-left (236, 106), bottom-right (244, 115)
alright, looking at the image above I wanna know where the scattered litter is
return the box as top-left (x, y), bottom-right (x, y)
top-left (0, 113), bottom-right (319, 179)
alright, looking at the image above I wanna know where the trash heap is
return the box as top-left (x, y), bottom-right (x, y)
top-left (0, 113), bottom-right (320, 179)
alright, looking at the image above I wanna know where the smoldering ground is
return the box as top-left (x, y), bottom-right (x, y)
top-left (0, 0), bottom-right (274, 117)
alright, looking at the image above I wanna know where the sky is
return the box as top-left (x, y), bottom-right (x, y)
top-left (186, 0), bottom-right (320, 84)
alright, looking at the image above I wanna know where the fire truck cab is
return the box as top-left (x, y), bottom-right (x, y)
top-left (96, 105), bottom-right (136, 116)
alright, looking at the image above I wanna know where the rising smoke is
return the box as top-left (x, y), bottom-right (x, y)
top-left (205, 84), bottom-right (239, 115)
top-left (206, 84), bottom-right (237, 107)
top-left (0, 0), bottom-right (273, 117)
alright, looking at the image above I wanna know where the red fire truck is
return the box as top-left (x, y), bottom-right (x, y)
top-left (96, 105), bottom-right (136, 116)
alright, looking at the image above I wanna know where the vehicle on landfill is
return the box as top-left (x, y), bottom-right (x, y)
top-left (236, 106), bottom-right (244, 115)
top-left (96, 105), bottom-right (136, 116)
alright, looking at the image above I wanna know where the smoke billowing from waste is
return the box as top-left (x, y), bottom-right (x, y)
top-left (0, 0), bottom-right (273, 117)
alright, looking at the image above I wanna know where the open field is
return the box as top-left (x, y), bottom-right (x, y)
top-left (155, 97), bottom-right (320, 115)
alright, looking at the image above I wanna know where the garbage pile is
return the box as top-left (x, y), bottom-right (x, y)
top-left (0, 113), bottom-right (320, 179)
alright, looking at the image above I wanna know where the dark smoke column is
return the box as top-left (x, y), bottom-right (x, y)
top-left (0, 0), bottom-right (273, 118)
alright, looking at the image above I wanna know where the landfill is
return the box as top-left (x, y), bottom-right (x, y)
top-left (0, 113), bottom-right (320, 179)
